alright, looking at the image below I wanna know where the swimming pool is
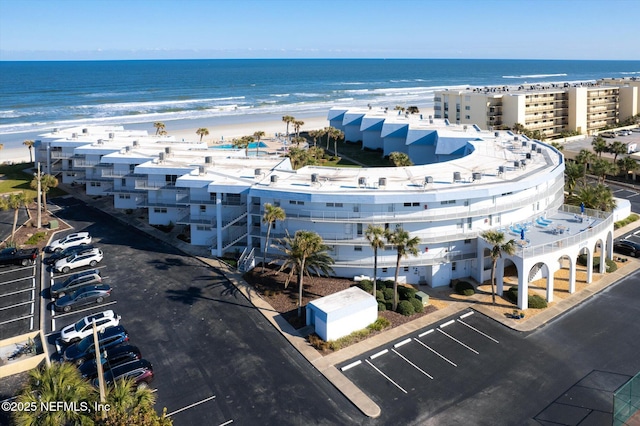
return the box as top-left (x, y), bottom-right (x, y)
top-left (211, 142), bottom-right (268, 150)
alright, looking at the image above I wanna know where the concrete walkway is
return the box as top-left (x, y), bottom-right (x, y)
top-left (56, 185), bottom-right (640, 418)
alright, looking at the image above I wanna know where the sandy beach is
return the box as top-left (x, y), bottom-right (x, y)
top-left (0, 105), bottom-right (435, 165)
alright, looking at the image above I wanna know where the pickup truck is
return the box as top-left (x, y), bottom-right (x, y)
top-left (0, 247), bottom-right (39, 267)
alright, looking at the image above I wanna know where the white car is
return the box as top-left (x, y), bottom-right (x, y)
top-left (49, 232), bottom-right (92, 253)
top-left (59, 310), bottom-right (121, 344)
top-left (54, 248), bottom-right (103, 274)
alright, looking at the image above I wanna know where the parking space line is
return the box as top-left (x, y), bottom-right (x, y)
top-left (393, 338), bottom-right (412, 348)
top-left (0, 300), bottom-right (33, 311)
top-left (0, 276), bottom-right (34, 286)
top-left (437, 329), bottom-right (479, 354)
top-left (457, 319), bottom-right (500, 343)
top-left (52, 301), bottom-right (117, 323)
top-left (341, 360), bottom-right (362, 371)
top-left (440, 319), bottom-right (455, 328)
top-left (460, 311), bottom-right (474, 319)
top-left (418, 329), bottom-right (434, 338)
top-left (0, 314), bottom-right (33, 326)
top-left (391, 349), bottom-right (433, 379)
top-left (165, 395), bottom-right (216, 417)
top-left (370, 349), bottom-right (388, 360)
top-left (364, 359), bottom-right (407, 394)
top-left (0, 287), bottom-right (34, 298)
top-left (413, 338), bottom-right (457, 367)
top-left (219, 420), bottom-right (233, 426)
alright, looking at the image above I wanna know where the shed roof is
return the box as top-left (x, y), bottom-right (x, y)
top-left (308, 286), bottom-right (375, 314)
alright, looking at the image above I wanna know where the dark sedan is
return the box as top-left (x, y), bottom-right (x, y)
top-left (613, 240), bottom-right (640, 257)
top-left (78, 345), bottom-right (142, 380)
top-left (93, 359), bottom-right (154, 389)
top-left (43, 244), bottom-right (94, 266)
top-left (53, 284), bottom-right (111, 313)
top-left (50, 269), bottom-right (102, 299)
top-left (63, 326), bottom-right (129, 365)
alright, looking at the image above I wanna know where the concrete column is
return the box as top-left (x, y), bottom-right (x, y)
top-left (598, 244), bottom-right (605, 274)
top-left (496, 258), bottom-right (505, 296)
top-left (518, 272), bottom-right (528, 310)
top-left (546, 265), bottom-right (554, 303)
top-left (586, 252), bottom-right (593, 284)
top-left (216, 194), bottom-right (223, 257)
top-left (569, 258), bottom-right (576, 294)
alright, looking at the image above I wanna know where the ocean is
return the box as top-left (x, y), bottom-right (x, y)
top-left (1, 59), bottom-right (639, 150)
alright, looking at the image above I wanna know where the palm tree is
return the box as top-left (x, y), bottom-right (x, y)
top-left (388, 152), bottom-right (413, 167)
top-left (365, 225), bottom-right (385, 297)
top-left (608, 140), bottom-right (627, 162)
top-left (308, 129), bottom-right (322, 149)
top-left (282, 115), bottom-right (295, 139)
top-left (286, 147), bottom-right (308, 170)
top-left (550, 141), bottom-right (564, 152)
top-left (323, 126), bottom-right (333, 150)
top-left (153, 122), bottom-right (165, 135)
top-left (293, 120), bottom-right (305, 139)
top-left (262, 203), bottom-right (285, 273)
top-left (23, 140), bottom-right (35, 163)
top-left (30, 173), bottom-right (58, 214)
top-left (253, 130), bottom-right (265, 156)
top-left (575, 149), bottom-right (596, 185)
top-left (13, 362), bottom-right (96, 425)
top-left (385, 227), bottom-right (420, 311)
top-left (591, 136), bottom-right (608, 157)
top-left (591, 158), bottom-right (616, 184)
top-left (512, 123), bottom-right (526, 134)
top-left (7, 192), bottom-right (30, 243)
top-left (291, 136), bottom-right (306, 146)
top-left (103, 377), bottom-right (157, 418)
top-left (617, 156), bottom-right (638, 180)
top-left (594, 184), bottom-right (616, 212)
top-left (196, 128), bottom-right (209, 142)
top-left (276, 230), bottom-right (335, 317)
top-left (232, 135), bottom-right (253, 157)
top-left (564, 161), bottom-right (582, 196)
top-left (480, 230), bottom-right (516, 305)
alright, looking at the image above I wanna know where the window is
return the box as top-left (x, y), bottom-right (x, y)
top-left (289, 200), bottom-right (304, 205)
top-left (354, 246), bottom-right (362, 252)
top-left (467, 217), bottom-right (472, 229)
top-left (464, 239), bottom-right (471, 244)
top-left (118, 194), bottom-right (130, 200)
top-left (441, 200), bottom-right (456, 205)
top-left (165, 174), bottom-right (177, 186)
top-left (154, 208), bottom-right (167, 213)
top-left (210, 193), bottom-right (217, 202)
top-left (382, 268), bottom-right (388, 273)
top-left (465, 105), bottom-right (471, 110)
top-left (199, 205), bottom-right (206, 213)
top-left (403, 266), bottom-right (409, 272)
top-left (121, 178), bottom-right (126, 186)
top-left (452, 262), bottom-right (457, 271)
top-left (196, 225), bottom-right (211, 231)
top-left (465, 115), bottom-right (471, 120)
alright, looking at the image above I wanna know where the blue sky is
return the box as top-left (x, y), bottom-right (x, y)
top-left (1, 0), bottom-right (639, 60)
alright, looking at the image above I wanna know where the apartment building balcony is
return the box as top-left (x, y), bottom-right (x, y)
top-left (177, 213), bottom-right (217, 226)
top-left (50, 151), bottom-right (73, 160)
top-left (73, 159), bottom-right (102, 168)
top-left (331, 250), bottom-right (477, 269)
top-left (134, 180), bottom-right (186, 191)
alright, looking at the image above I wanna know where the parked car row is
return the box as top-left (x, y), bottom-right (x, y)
top-left (613, 239), bottom-right (640, 257)
top-left (58, 310), bottom-right (154, 389)
top-left (46, 232), bottom-right (103, 274)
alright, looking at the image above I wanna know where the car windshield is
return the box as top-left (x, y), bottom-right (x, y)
top-left (74, 318), bottom-right (89, 332)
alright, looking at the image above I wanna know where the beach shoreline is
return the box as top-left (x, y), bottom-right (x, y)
top-left (1, 105), bottom-right (435, 165)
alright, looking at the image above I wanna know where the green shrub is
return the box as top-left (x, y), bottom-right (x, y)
top-left (383, 280), bottom-right (395, 289)
top-left (606, 258), bottom-right (617, 272)
top-left (355, 279), bottom-right (373, 293)
top-left (455, 281), bottom-right (475, 296)
top-left (25, 232), bottom-right (47, 245)
top-left (377, 302), bottom-right (387, 311)
top-left (409, 297), bottom-right (424, 313)
top-left (398, 285), bottom-right (417, 300)
top-left (383, 288), bottom-right (394, 302)
top-left (578, 255), bottom-right (618, 272)
top-left (528, 295), bottom-right (548, 309)
top-left (396, 300), bottom-right (415, 316)
top-left (505, 287), bottom-right (518, 304)
top-left (367, 317), bottom-right (391, 331)
top-left (375, 290), bottom-right (384, 302)
top-left (614, 213), bottom-right (640, 229)
top-left (385, 301), bottom-right (393, 311)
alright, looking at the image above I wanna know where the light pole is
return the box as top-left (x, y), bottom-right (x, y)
top-left (35, 163), bottom-right (42, 229)
top-left (92, 319), bottom-right (106, 419)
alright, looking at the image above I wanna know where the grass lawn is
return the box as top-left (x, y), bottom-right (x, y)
top-left (312, 138), bottom-right (393, 167)
top-left (0, 163), bottom-right (66, 198)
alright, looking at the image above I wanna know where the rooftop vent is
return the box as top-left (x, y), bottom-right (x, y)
top-left (531, 143), bottom-right (537, 151)
top-left (165, 147), bottom-right (172, 155)
top-left (108, 132), bottom-right (115, 139)
top-left (158, 152), bottom-right (165, 162)
top-left (526, 153), bottom-right (532, 159)
top-left (514, 161), bottom-right (520, 168)
top-left (453, 171), bottom-right (461, 181)
top-left (463, 125), bottom-right (468, 131)
top-left (311, 173), bottom-right (318, 183)
top-left (378, 177), bottom-right (387, 187)
top-left (133, 140), bottom-right (139, 147)
top-left (71, 133), bottom-right (77, 139)
top-left (270, 175), bottom-right (278, 183)
top-left (522, 141), bottom-right (527, 147)
top-left (125, 146), bottom-right (131, 153)
top-left (53, 128), bottom-right (59, 133)
top-left (425, 176), bottom-right (433, 184)
top-left (498, 166), bottom-right (505, 174)
top-left (198, 165), bottom-right (205, 175)
top-left (205, 156), bottom-right (213, 164)
top-left (494, 131), bottom-right (499, 137)
top-left (358, 177), bottom-right (366, 187)
top-left (255, 168), bottom-right (262, 176)
top-left (472, 172), bottom-right (482, 181)
top-left (536, 148), bottom-right (542, 154)
top-left (82, 128), bottom-right (88, 134)
top-left (514, 136), bottom-right (519, 141)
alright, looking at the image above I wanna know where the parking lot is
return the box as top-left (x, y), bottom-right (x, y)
top-left (39, 197), bottom-right (364, 425)
top-left (0, 262), bottom-right (38, 340)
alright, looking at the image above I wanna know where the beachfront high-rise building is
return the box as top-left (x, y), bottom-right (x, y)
top-left (434, 79), bottom-right (639, 138)
top-left (34, 109), bottom-right (614, 310)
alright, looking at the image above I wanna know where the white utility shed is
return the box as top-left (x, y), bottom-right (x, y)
top-left (306, 287), bottom-right (378, 341)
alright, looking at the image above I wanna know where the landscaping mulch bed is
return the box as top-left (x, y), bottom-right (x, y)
top-left (243, 264), bottom-right (436, 331)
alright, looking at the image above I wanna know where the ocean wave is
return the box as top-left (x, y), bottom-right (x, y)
top-left (619, 71), bottom-right (640, 75)
top-left (82, 90), bottom-right (150, 98)
top-left (270, 93), bottom-right (290, 97)
top-left (502, 73), bottom-right (568, 79)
